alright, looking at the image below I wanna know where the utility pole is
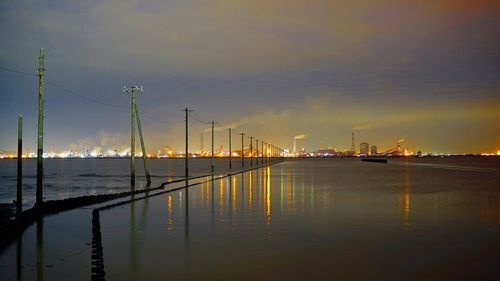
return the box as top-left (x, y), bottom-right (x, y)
top-left (270, 145), bottom-right (273, 163)
top-left (273, 145), bottom-right (275, 162)
top-left (269, 144), bottom-right (273, 163)
top-left (261, 141), bottom-right (264, 165)
top-left (183, 108), bottom-right (193, 185)
top-left (249, 136), bottom-right (253, 166)
top-left (255, 140), bottom-right (259, 166)
top-left (200, 132), bottom-right (204, 153)
top-left (17, 115), bottom-right (22, 215)
top-left (262, 142), bottom-right (269, 164)
top-left (266, 143), bottom-right (269, 164)
top-left (227, 128), bottom-right (232, 170)
top-left (36, 48), bottom-right (45, 207)
top-left (239, 133), bottom-right (245, 168)
top-left (211, 121), bottom-right (216, 174)
top-left (272, 145), bottom-right (275, 163)
top-left (270, 144), bottom-right (273, 163)
top-left (266, 143), bottom-right (269, 163)
top-left (134, 105), bottom-right (151, 186)
top-left (123, 86), bottom-right (143, 187)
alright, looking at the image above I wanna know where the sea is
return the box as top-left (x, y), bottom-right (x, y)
top-left (0, 157), bottom-right (499, 280)
top-left (0, 158), bottom-right (243, 206)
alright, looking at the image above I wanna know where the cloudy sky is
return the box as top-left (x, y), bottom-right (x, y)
top-left (1, 0), bottom-right (499, 153)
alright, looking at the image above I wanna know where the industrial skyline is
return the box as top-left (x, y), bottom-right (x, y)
top-left (1, 0), bottom-right (499, 154)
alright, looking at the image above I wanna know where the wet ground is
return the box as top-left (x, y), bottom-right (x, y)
top-left (0, 158), bottom-right (499, 280)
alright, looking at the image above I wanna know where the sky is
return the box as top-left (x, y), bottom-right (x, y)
top-left (0, 0), bottom-right (499, 154)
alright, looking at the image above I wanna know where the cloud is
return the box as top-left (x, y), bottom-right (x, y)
top-left (5, 0), bottom-right (497, 77)
top-left (68, 131), bottom-right (129, 151)
top-left (353, 124), bottom-right (379, 130)
top-left (1, 0), bottom-right (499, 154)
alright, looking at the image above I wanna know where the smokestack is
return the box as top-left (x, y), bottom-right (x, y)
top-left (293, 134), bottom-right (306, 154)
top-left (350, 130), bottom-right (355, 153)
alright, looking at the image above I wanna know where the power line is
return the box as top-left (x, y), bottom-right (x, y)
top-left (46, 79), bottom-right (128, 109)
top-left (191, 111), bottom-right (210, 124)
top-left (0, 66), bottom-right (36, 77)
top-left (1, 65), bottom-right (179, 125)
top-left (1, 66), bottom-right (128, 109)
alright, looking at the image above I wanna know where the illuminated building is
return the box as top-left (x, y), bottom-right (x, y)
top-left (371, 146), bottom-right (377, 155)
top-left (349, 131), bottom-right (355, 155)
top-left (360, 143), bottom-right (369, 155)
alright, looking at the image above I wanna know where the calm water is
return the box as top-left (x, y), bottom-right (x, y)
top-left (0, 158), bottom-right (252, 205)
top-left (0, 157), bottom-right (499, 280)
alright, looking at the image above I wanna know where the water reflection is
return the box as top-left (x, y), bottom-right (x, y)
top-left (16, 234), bottom-right (22, 281)
top-left (249, 170), bottom-right (253, 216)
top-left (265, 166), bottom-right (271, 225)
top-left (397, 166), bottom-right (411, 229)
top-left (185, 188), bottom-right (190, 245)
top-left (287, 165), bottom-right (294, 215)
top-left (231, 176), bottom-right (237, 218)
top-left (167, 195), bottom-right (173, 232)
top-left (219, 179), bottom-right (224, 215)
top-left (4, 160), bottom-right (499, 281)
top-left (36, 216), bottom-right (44, 281)
top-left (211, 176), bottom-right (215, 229)
top-left (97, 161), bottom-right (500, 280)
top-left (241, 173), bottom-right (245, 211)
top-left (128, 192), bottom-right (150, 280)
top-left (129, 198), bottom-right (137, 280)
top-left (481, 193), bottom-right (500, 223)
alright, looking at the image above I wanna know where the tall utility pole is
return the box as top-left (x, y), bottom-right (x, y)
top-left (351, 130), bottom-right (355, 154)
top-left (265, 142), bottom-right (268, 164)
top-left (264, 142), bottom-right (267, 164)
top-left (272, 145), bottom-right (275, 162)
top-left (239, 133), bottom-right (245, 168)
top-left (123, 86), bottom-right (142, 187)
top-left (36, 48), bottom-right (45, 207)
top-left (200, 132), bottom-right (204, 153)
top-left (273, 146), bottom-right (275, 162)
top-left (270, 145), bottom-right (273, 163)
top-left (211, 121), bottom-right (216, 174)
top-left (134, 105), bottom-right (151, 185)
top-left (17, 115), bottom-right (22, 215)
top-left (184, 108), bottom-right (193, 185)
top-left (227, 128), bottom-right (232, 170)
top-left (255, 140), bottom-right (259, 166)
top-left (269, 144), bottom-right (273, 163)
top-left (270, 144), bottom-right (273, 163)
top-left (266, 143), bottom-right (269, 163)
top-left (249, 136), bottom-right (253, 166)
top-left (261, 141), bottom-right (264, 165)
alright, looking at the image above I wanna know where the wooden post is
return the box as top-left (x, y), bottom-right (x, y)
top-left (17, 115), bottom-right (22, 215)
top-left (134, 105), bottom-right (151, 185)
top-left (240, 133), bottom-right (245, 168)
top-left (36, 48), bottom-right (45, 207)
top-left (211, 121), bottom-right (215, 174)
top-left (249, 137), bottom-right (253, 167)
top-left (227, 128), bottom-right (232, 170)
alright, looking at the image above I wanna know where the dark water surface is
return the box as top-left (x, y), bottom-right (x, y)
top-left (0, 158), bottom-right (249, 205)
top-left (0, 158), bottom-right (499, 280)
